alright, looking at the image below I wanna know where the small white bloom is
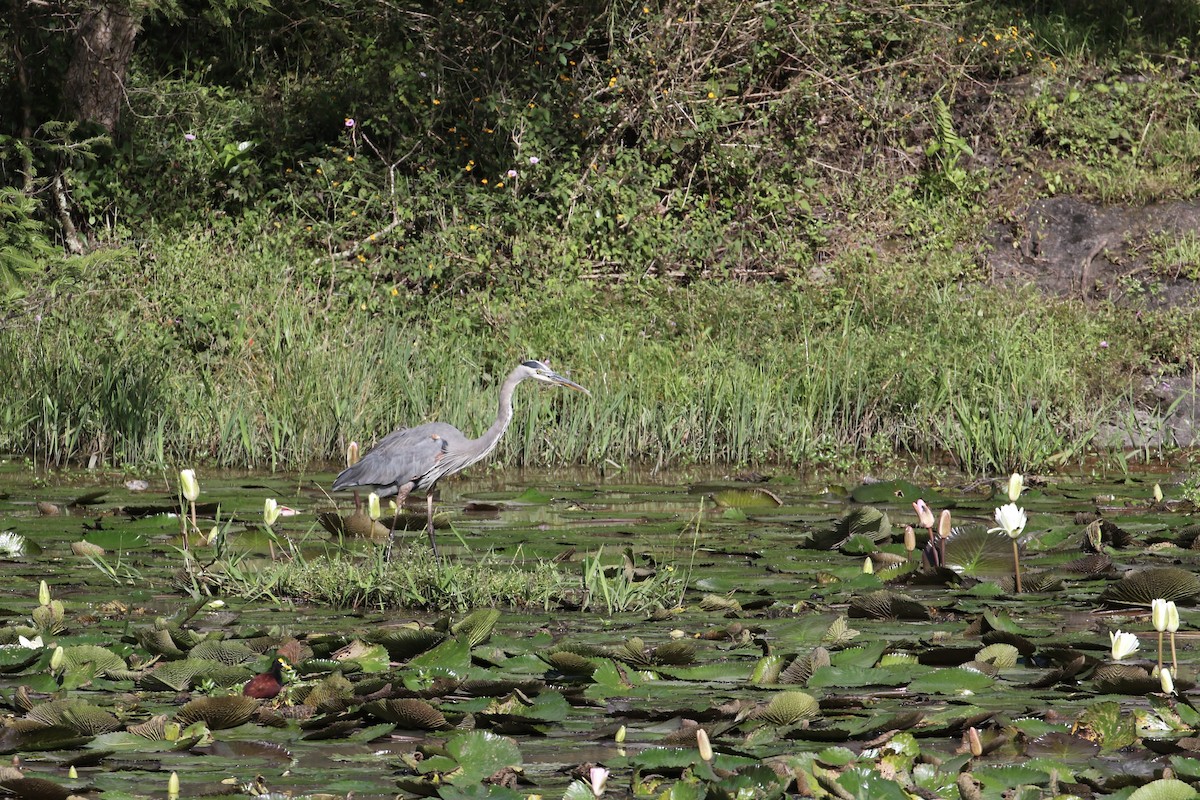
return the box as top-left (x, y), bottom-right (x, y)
top-left (1168, 601), bottom-right (1180, 633)
top-left (0, 531), bottom-right (25, 558)
top-left (1153, 483), bottom-right (1164, 503)
top-left (1152, 598), bottom-right (1170, 633)
top-left (989, 503), bottom-right (1027, 539)
top-left (1007, 472), bottom-right (1024, 502)
top-left (588, 766), bottom-right (609, 797)
top-left (263, 498), bottom-right (281, 526)
top-left (179, 469), bottom-right (200, 502)
top-left (1109, 630), bottom-right (1139, 661)
top-left (18, 635), bottom-right (42, 649)
top-left (1161, 666), bottom-right (1176, 695)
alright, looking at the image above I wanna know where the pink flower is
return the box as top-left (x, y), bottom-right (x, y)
top-left (1099, 340), bottom-right (1109, 348)
top-left (507, 169), bottom-right (518, 178)
top-left (344, 118), bottom-right (356, 128)
top-left (528, 156), bottom-right (540, 165)
top-left (184, 133), bottom-right (196, 141)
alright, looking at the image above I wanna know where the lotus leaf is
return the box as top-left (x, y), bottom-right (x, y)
top-left (26, 699), bottom-right (121, 735)
top-left (363, 698), bottom-right (449, 729)
top-left (1100, 567), bottom-right (1200, 607)
top-left (754, 691), bottom-right (819, 725)
top-left (451, 608), bottom-right (500, 647)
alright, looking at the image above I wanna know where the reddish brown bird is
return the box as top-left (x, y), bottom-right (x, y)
top-left (243, 656), bottom-right (292, 699)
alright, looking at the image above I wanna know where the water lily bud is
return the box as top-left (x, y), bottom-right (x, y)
top-left (862, 557), bottom-right (874, 574)
top-left (967, 726), bottom-right (983, 757)
top-left (1109, 630), bottom-right (1139, 661)
top-left (903, 525), bottom-right (916, 553)
top-left (50, 645), bottom-right (64, 671)
top-left (696, 727), bottom-right (713, 762)
top-left (207, 526), bottom-right (221, 545)
top-left (347, 441), bottom-right (360, 467)
top-left (614, 724), bottom-right (626, 744)
top-left (989, 503), bottom-right (1027, 539)
top-left (938, 509), bottom-right (953, 540)
top-left (38, 580), bottom-right (50, 607)
top-left (368, 492), bottom-right (381, 521)
top-left (912, 499), bottom-right (934, 529)
top-left (1161, 667), bottom-right (1176, 695)
top-left (179, 469), bottom-right (200, 502)
top-left (1007, 473), bottom-right (1025, 502)
top-left (68, 766), bottom-right (77, 779)
top-left (669, 629), bottom-right (685, 639)
top-left (264, 498), bottom-right (281, 526)
top-left (168, 771), bottom-right (180, 799)
top-left (1167, 601), bottom-right (1180, 633)
top-left (1154, 483), bottom-right (1164, 503)
top-left (588, 766), bottom-right (609, 797)
top-left (1153, 598), bottom-right (1169, 632)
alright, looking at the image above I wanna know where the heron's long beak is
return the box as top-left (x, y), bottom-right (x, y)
top-left (551, 373), bottom-right (591, 396)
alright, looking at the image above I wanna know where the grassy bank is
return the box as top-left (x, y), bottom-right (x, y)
top-left (0, 230), bottom-right (1182, 474)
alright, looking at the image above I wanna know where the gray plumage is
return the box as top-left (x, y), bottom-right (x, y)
top-left (333, 360), bottom-right (589, 559)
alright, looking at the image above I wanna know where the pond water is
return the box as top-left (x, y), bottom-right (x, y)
top-left (0, 459), bottom-right (1197, 799)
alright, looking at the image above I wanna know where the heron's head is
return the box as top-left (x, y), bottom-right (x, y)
top-left (521, 360), bottom-right (590, 395)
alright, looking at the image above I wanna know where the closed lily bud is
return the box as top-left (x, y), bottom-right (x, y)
top-left (913, 499), bottom-right (934, 529)
top-left (903, 525), bottom-right (916, 553)
top-left (588, 766), bottom-right (609, 797)
top-left (967, 726), bottom-right (983, 757)
top-left (863, 557), bottom-right (874, 575)
top-left (1109, 630), bottom-right (1139, 661)
top-left (614, 724), bottom-right (626, 744)
top-left (1153, 483), bottom-right (1164, 503)
top-left (50, 645), bottom-right (64, 671)
top-left (938, 509), bottom-right (953, 540)
top-left (696, 727), bottom-right (713, 762)
top-left (368, 492), bottom-right (381, 521)
top-left (68, 766), bottom-right (77, 779)
top-left (1161, 667), bottom-right (1176, 695)
top-left (38, 580), bottom-right (50, 607)
top-left (264, 498), bottom-right (281, 526)
top-left (1153, 598), bottom-right (1170, 632)
top-left (168, 771), bottom-right (180, 799)
top-left (179, 469), bottom-right (200, 502)
top-left (1007, 472), bottom-right (1025, 502)
top-left (347, 441), bottom-right (360, 467)
top-left (1167, 601), bottom-right (1180, 633)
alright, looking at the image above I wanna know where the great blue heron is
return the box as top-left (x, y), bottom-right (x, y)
top-left (332, 360), bottom-right (589, 560)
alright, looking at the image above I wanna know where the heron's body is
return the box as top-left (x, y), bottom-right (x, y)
top-left (332, 360), bottom-right (588, 559)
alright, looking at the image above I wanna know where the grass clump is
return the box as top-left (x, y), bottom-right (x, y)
top-left (233, 542), bottom-right (682, 613)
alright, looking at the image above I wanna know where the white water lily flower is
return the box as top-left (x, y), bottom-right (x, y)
top-left (263, 498), bottom-right (281, 526)
top-left (0, 531), bottom-right (25, 558)
top-left (1152, 598), bottom-right (1170, 632)
top-left (989, 503), bottom-right (1027, 539)
top-left (1168, 601), bottom-right (1180, 633)
top-left (1109, 630), bottom-right (1139, 661)
top-left (912, 499), bottom-right (934, 528)
top-left (179, 469), bottom-right (200, 502)
top-left (1007, 472), bottom-right (1024, 502)
top-left (17, 634), bottom-right (42, 649)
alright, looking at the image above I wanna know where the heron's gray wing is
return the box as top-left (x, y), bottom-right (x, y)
top-left (332, 423), bottom-right (462, 493)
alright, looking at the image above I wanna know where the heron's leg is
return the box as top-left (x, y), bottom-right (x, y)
top-left (383, 484), bottom-right (414, 563)
top-left (427, 492), bottom-right (440, 564)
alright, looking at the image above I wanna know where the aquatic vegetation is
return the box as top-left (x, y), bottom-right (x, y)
top-left (0, 468), bottom-right (1195, 796)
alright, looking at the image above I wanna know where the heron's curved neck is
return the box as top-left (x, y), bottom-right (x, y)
top-left (471, 366), bottom-right (526, 461)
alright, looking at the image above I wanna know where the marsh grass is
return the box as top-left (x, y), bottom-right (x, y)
top-left (0, 248), bottom-right (1175, 474)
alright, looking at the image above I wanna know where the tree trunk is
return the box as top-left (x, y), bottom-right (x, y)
top-left (62, 2), bottom-right (141, 136)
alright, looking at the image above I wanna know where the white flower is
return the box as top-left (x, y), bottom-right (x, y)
top-left (263, 498), bottom-right (281, 526)
top-left (1152, 598), bottom-right (1170, 633)
top-left (17, 634), bottom-right (42, 649)
top-left (179, 469), bottom-right (200, 502)
top-left (989, 503), bottom-right (1027, 539)
top-left (1007, 472), bottom-right (1024, 502)
top-left (1109, 630), bottom-right (1139, 661)
top-left (912, 499), bottom-right (934, 528)
top-left (0, 532), bottom-right (25, 558)
top-left (588, 766), bottom-right (609, 797)
top-left (1167, 601), bottom-right (1180, 633)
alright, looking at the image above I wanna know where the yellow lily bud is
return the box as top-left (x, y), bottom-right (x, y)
top-left (368, 492), bottom-right (381, 521)
top-left (38, 580), bottom-right (50, 607)
top-left (1154, 483), bottom-right (1164, 503)
top-left (696, 727), bottom-right (713, 762)
top-left (50, 645), bottom-right (64, 671)
top-left (1161, 666), bottom-right (1175, 695)
top-left (862, 557), bottom-right (874, 574)
top-left (168, 771), bottom-right (180, 799)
